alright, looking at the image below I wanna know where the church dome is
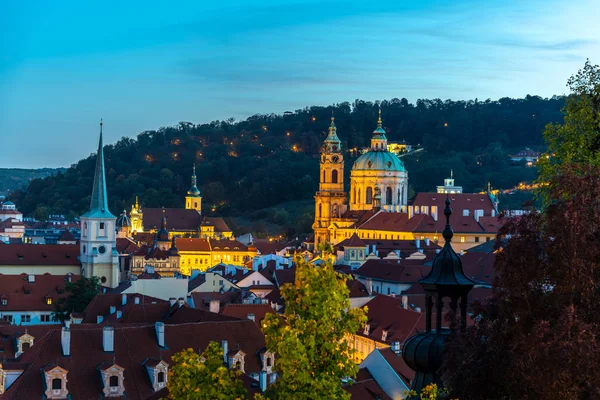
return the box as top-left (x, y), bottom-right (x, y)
top-left (353, 151), bottom-right (406, 172)
top-left (116, 210), bottom-right (131, 229)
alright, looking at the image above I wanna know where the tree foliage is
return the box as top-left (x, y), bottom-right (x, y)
top-left (168, 342), bottom-right (247, 400)
top-left (442, 164), bottom-right (600, 399)
top-left (52, 276), bottom-right (101, 322)
top-left (260, 257), bottom-right (367, 400)
top-left (538, 60), bottom-right (600, 189)
top-left (10, 96), bottom-right (563, 234)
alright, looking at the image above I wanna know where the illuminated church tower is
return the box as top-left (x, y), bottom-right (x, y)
top-left (313, 116), bottom-right (347, 249)
top-left (80, 121), bottom-right (119, 288)
top-left (185, 164), bottom-right (202, 212)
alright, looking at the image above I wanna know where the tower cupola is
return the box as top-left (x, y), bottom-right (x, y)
top-left (370, 108), bottom-right (388, 151)
top-left (185, 164), bottom-right (202, 212)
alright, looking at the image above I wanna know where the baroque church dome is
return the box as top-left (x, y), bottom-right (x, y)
top-left (353, 150), bottom-right (406, 172)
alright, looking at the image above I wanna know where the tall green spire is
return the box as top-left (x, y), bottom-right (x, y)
top-left (82, 120), bottom-right (116, 219)
top-left (187, 163), bottom-right (201, 197)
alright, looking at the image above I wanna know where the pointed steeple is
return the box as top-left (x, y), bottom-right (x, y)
top-left (187, 164), bottom-right (201, 197)
top-left (322, 112), bottom-right (342, 153)
top-left (371, 108), bottom-right (388, 150)
top-left (82, 120), bottom-right (115, 218)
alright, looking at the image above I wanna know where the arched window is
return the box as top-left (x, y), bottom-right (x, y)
top-left (386, 187), bottom-right (393, 205)
top-left (331, 169), bottom-right (338, 184)
top-left (352, 187), bottom-right (356, 204)
top-left (22, 342), bottom-right (30, 351)
top-left (332, 204), bottom-right (339, 218)
top-left (52, 378), bottom-right (62, 390)
top-left (318, 203), bottom-right (322, 218)
top-left (366, 187), bottom-right (373, 204)
top-left (266, 357), bottom-right (272, 367)
top-left (398, 188), bottom-right (401, 204)
top-left (322, 170), bottom-right (326, 183)
top-left (109, 376), bottom-right (119, 387)
top-left (158, 372), bottom-right (165, 383)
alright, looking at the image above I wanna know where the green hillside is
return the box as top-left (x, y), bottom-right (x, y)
top-left (0, 168), bottom-right (65, 196)
top-left (9, 96), bottom-right (561, 232)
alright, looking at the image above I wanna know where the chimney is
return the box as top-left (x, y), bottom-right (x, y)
top-left (391, 340), bottom-right (401, 355)
top-left (259, 370), bottom-right (267, 392)
top-left (222, 340), bottom-right (228, 365)
top-left (116, 310), bottom-right (122, 319)
top-left (134, 297), bottom-right (140, 304)
top-left (178, 298), bottom-right (185, 308)
top-left (64, 319), bottom-right (72, 328)
top-left (103, 326), bottom-right (114, 352)
top-left (169, 297), bottom-right (176, 307)
top-left (424, 238), bottom-right (430, 246)
top-left (209, 299), bottom-right (220, 314)
top-left (97, 315), bottom-right (104, 324)
top-left (415, 238), bottom-right (420, 249)
top-left (247, 313), bottom-right (255, 322)
top-left (61, 327), bottom-right (71, 356)
top-left (121, 293), bottom-right (127, 306)
top-left (155, 322), bottom-right (165, 347)
top-left (401, 295), bottom-right (408, 309)
top-left (109, 306), bottom-right (116, 315)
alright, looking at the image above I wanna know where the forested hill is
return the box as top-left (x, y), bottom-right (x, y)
top-left (0, 168), bottom-right (65, 196)
top-left (10, 96), bottom-right (564, 221)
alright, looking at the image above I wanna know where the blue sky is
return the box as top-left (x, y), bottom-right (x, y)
top-left (1, 0), bottom-right (598, 168)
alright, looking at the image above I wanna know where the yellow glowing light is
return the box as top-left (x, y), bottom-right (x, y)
top-left (172, 138), bottom-right (181, 145)
top-left (311, 116), bottom-right (316, 121)
top-left (286, 132), bottom-right (290, 136)
top-left (444, 123), bottom-right (448, 127)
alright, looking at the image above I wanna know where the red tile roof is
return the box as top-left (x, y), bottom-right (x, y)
top-left (412, 192), bottom-right (496, 215)
top-left (133, 245), bottom-right (171, 260)
top-left (116, 238), bottom-right (140, 254)
top-left (221, 304), bottom-right (277, 328)
top-left (360, 295), bottom-right (425, 345)
top-left (253, 239), bottom-right (288, 255)
top-left (355, 260), bottom-right (430, 284)
top-left (209, 239), bottom-right (249, 252)
top-left (132, 232), bottom-right (155, 245)
top-left (81, 293), bottom-right (167, 323)
top-left (57, 230), bottom-right (76, 242)
top-left (346, 368), bottom-right (393, 400)
top-left (202, 216), bottom-right (231, 233)
top-left (142, 207), bottom-right (202, 231)
top-left (460, 252), bottom-right (496, 286)
top-left (0, 244), bottom-right (80, 266)
top-left (3, 320), bottom-right (266, 400)
top-left (0, 273), bottom-right (78, 312)
top-left (346, 233), bottom-right (366, 247)
top-left (190, 291), bottom-right (242, 311)
top-left (174, 237), bottom-right (211, 252)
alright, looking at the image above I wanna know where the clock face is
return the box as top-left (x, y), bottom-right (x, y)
top-left (332, 155), bottom-right (339, 163)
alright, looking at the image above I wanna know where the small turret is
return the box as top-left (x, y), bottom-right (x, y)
top-left (185, 164), bottom-right (202, 212)
top-left (155, 209), bottom-right (170, 250)
top-left (370, 108), bottom-right (388, 151)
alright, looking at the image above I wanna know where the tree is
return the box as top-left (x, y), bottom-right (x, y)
top-left (538, 60), bottom-right (600, 191)
top-left (168, 342), bottom-right (247, 400)
top-left (259, 257), bottom-right (367, 400)
top-left (442, 164), bottom-right (600, 400)
top-left (52, 276), bottom-right (101, 322)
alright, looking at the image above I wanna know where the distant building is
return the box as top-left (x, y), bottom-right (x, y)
top-left (436, 171), bottom-right (463, 194)
top-left (387, 141), bottom-right (413, 155)
top-left (510, 147), bottom-right (541, 166)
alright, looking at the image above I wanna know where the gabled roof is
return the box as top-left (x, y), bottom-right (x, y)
top-left (209, 239), bottom-right (249, 252)
top-left (116, 237), bottom-right (140, 254)
top-left (221, 304), bottom-right (277, 328)
top-left (3, 320), bottom-right (266, 399)
top-left (187, 274), bottom-right (207, 292)
top-left (0, 273), bottom-right (78, 312)
top-left (142, 208), bottom-right (202, 231)
top-left (355, 260), bottom-right (430, 284)
top-left (346, 233), bottom-right (366, 247)
top-left (360, 295), bottom-right (425, 345)
top-left (201, 217), bottom-right (231, 233)
top-left (175, 238), bottom-right (211, 252)
top-left (0, 244), bottom-right (80, 266)
top-left (346, 368), bottom-right (393, 400)
top-left (253, 239), bottom-right (288, 255)
top-left (57, 229), bottom-right (76, 242)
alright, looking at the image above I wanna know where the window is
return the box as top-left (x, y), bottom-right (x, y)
top-left (318, 203), bottom-right (322, 218)
top-left (486, 237), bottom-right (491, 242)
top-left (387, 287), bottom-right (390, 295)
top-left (1, 298), bottom-right (7, 306)
top-left (3, 315), bottom-right (12, 322)
top-left (100, 222), bottom-right (105, 229)
top-left (46, 297), bottom-right (53, 305)
top-left (266, 357), bottom-right (272, 367)
top-left (386, 186), bottom-right (392, 205)
top-left (158, 372), bottom-right (165, 383)
top-left (109, 376), bottom-right (119, 387)
top-left (331, 169), bottom-right (338, 184)
top-left (41, 314), bottom-right (52, 322)
top-left (366, 187), bottom-right (373, 204)
top-left (194, 202), bottom-right (198, 208)
top-left (21, 314), bottom-right (31, 323)
top-left (460, 236), bottom-right (466, 243)
top-left (475, 237), bottom-right (480, 243)
top-left (52, 378), bottom-right (62, 390)
top-left (98, 245), bottom-right (106, 254)
top-left (22, 342), bottom-right (31, 351)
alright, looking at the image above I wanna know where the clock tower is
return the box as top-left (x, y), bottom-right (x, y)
top-left (312, 116), bottom-right (347, 249)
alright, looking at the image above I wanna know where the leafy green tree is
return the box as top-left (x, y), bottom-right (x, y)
top-left (260, 258), bottom-right (367, 400)
top-left (168, 342), bottom-right (247, 400)
top-left (52, 276), bottom-right (101, 322)
top-left (538, 60), bottom-right (600, 190)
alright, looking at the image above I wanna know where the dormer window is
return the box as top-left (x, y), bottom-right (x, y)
top-left (381, 330), bottom-right (388, 342)
top-left (228, 350), bottom-right (246, 373)
top-left (16, 333), bottom-right (34, 357)
top-left (98, 363), bottom-right (125, 397)
top-left (363, 324), bottom-right (370, 335)
top-left (260, 350), bottom-right (275, 374)
top-left (46, 297), bottom-right (53, 305)
top-left (43, 365), bottom-right (68, 399)
top-left (1, 298), bottom-right (6, 306)
top-left (143, 359), bottom-right (169, 392)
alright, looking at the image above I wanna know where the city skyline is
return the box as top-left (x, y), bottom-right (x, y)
top-left (1, 0), bottom-right (599, 168)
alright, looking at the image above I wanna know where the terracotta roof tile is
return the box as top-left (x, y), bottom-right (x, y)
top-left (360, 295), bottom-right (425, 345)
top-left (175, 238), bottom-right (211, 252)
top-left (0, 273), bottom-right (78, 312)
top-left (142, 207), bottom-right (202, 232)
top-left (355, 260), bottom-right (430, 284)
top-left (221, 304), bottom-right (276, 328)
top-left (0, 244), bottom-right (80, 266)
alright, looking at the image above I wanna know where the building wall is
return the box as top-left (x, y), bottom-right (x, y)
top-left (346, 333), bottom-right (388, 363)
top-left (349, 170), bottom-right (408, 212)
top-left (121, 278), bottom-right (188, 301)
top-left (189, 272), bottom-right (238, 293)
top-left (0, 311), bottom-right (57, 325)
top-left (0, 265), bottom-right (80, 275)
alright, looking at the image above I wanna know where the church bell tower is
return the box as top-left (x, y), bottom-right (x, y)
top-left (80, 120), bottom-right (119, 288)
top-left (312, 116), bottom-right (347, 249)
top-left (185, 164), bottom-right (202, 213)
